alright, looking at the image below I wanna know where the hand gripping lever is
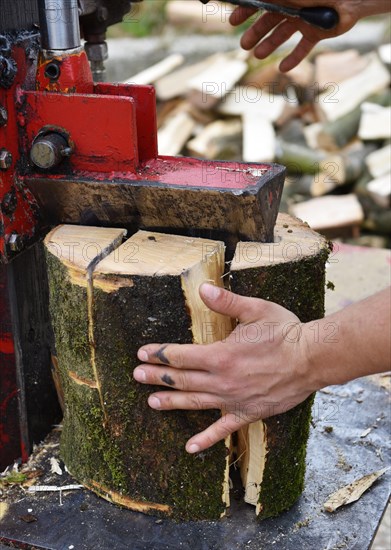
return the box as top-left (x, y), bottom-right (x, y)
top-left (200, 0), bottom-right (339, 30)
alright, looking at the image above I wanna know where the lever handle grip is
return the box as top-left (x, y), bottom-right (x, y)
top-left (298, 7), bottom-right (339, 30)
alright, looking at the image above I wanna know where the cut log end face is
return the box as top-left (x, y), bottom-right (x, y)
top-left (232, 213), bottom-right (329, 273)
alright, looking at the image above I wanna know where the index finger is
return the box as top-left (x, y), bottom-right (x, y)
top-left (229, 6), bottom-right (257, 26)
top-left (138, 342), bottom-right (224, 372)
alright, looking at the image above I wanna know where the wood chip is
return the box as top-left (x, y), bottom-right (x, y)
top-left (50, 457), bottom-right (63, 476)
top-left (324, 468), bottom-right (389, 512)
top-left (28, 484), bottom-right (84, 493)
top-left (359, 427), bottom-right (373, 438)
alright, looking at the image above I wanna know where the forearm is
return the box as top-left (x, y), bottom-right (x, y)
top-left (304, 287), bottom-right (391, 390)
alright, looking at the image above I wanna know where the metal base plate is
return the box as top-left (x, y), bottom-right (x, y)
top-left (1, 376), bottom-right (390, 550)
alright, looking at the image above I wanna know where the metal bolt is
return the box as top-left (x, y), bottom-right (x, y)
top-left (30, 132), bottom-right (70, 170)
top-left (1, 188), bottom-right (17, 216)
top-left (0, 148), bottom-right (12, 170)
top-left (0, 105), bottom-right (7, 127)
top-left (85, 42), bottom-right (108, 63)
top-left (7, 233), bottom-right (22, 252)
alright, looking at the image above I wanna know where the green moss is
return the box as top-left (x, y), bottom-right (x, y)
top-left (60, 382), bottom-right (128, 493)
top-left (258, 396), bottom-right (314, 518)
top-left (47, 249), bottom-right (227, 521)
top-left (91, 276), bottom-right (227, 520)
top-left (231, 248), bottom-right (330, 321)
top-left (46, 251), bottom-right (129, 494)
top-left (0, 472), bottom-right (27, 486)
top-left (231, 238), bottom-right (330, 519)
top-left (45, 253), bottom-right (92, 381)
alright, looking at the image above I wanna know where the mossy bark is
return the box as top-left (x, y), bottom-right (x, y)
top-left (89, 276), bottom-right (227, 520)
top-left (230, 213), bottom-right (331, 519)
top-left (45, 228), bottom-right (230, 521)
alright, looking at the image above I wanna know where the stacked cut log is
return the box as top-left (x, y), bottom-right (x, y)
top-left (45, 216), bottom-right (329, 521)
top-left (128, 42), bottom-right (390, 243)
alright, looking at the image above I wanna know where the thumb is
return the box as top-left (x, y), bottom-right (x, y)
top-left (199, 283), bottom-right (266, 324)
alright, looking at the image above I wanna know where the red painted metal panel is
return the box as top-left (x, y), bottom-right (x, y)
top-left (21, 91), bottom-right (139, 173)
top-left (36, 50), bottom-right (94, 95)
top-left (95, 83), bottom-right (158, 162)
top-left (0, 265), bottom-right (23, 469)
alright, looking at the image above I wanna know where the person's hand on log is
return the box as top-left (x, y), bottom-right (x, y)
top-left (135, 285), bottom-right (390, 453)
top-left (229, 1), bottom-right (391, 71)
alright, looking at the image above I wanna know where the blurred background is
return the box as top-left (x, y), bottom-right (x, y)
top-left (102, 1), bottom-right (391, 252)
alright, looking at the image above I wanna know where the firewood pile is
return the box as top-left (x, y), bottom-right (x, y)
top-left (127, 41), bottom-right (391, 244)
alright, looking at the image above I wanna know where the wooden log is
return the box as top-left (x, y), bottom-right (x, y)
top-left (187, 119), bottom-right (242, 160)
top-left (275, 139), bottom-right (326, 175)
top-left (290, 194), bottom-right (364, 238)
top-left (363, 208), bottom-right (391, 235)
top-left (155, 54), bottom-right (221, 101)
top-left (157, 104), bottom-right (197, 155)
top-left (316, 53), bottom-right (390, 122)
top-left (216, 86), bottom-right (294, 122)
top-left (123, 54), bottom-right (185, 86)
top-left (278, 119), bottom-right (307, 147)
top-left (243, 57), bottom-right (314, 99)
top-left (230, 213), bottom-right (330, 518)
top-left (366, 174), bottom-right (391, 208)
top-left (186, 50), bottom-right (249, 111)
top-left (242, 114), bottom-right (276, 163)
top-left (303, 122), bottom-right (323, 150)
top-left (314, 49), bottom-right (369, 89)
top-left (45, 225), bottom-right (127, 382)
top-left (358, 104), bottom-right (391, 140)
top-left (283, 174), bottom-right (314, 197)
top-left (45, 227), bottom-right (233, 520)
top-left (378, 44), bottom-right (391, 67)
top-left (311, 142), bottom-right (378, 196)
top-left (316, 90), bottom-right (390, 151)
top-left (365, 144), bottom-right (391, 179)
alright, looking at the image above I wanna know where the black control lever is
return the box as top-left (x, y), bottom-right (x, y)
top-left (200, 0), bottom-right (339, 30)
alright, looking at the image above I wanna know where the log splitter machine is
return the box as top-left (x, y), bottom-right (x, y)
top-left (0, 0), bottom-right (285, 474)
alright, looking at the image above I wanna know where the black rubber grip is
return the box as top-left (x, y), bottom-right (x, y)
top-left (298, 7), bottom-right (339, 30)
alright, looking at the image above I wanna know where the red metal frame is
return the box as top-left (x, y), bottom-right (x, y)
top-left (0, 41), bottom-right (40, 260)
top-left (0, 36), bottom-right (283, 467)
top-left (0, 265), bottom-right (28, 467)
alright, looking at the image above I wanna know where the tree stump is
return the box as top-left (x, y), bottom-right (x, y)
top-left (45, 226), bottom-right (232, 520)
top-left (230, 213), bottom-right (331, 518)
